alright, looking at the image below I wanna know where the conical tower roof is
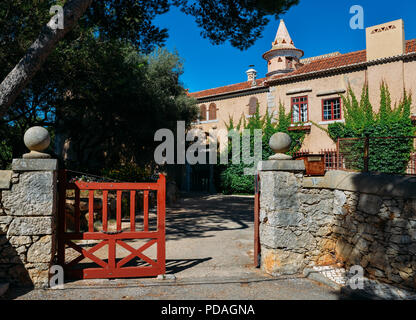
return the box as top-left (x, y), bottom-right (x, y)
top-left (263, 19), bottom-right (304, 61)
top-left (272, 19), bottom-right (296, 49)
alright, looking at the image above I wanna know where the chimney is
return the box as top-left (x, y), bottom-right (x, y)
top-left (366, 19), bottom-right (405, 61)
top-left (246, 65), bottom-right (258, 87)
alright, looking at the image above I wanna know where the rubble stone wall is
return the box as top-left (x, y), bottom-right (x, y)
top-left (0, 167), bottom-right (57, 288)
top-left (259, 169), bottom-right (416, 290)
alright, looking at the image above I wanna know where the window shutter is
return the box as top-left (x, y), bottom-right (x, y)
top-left (248, 97), bottom-right (258, 115)
top-left (209, 104), bottom-right (217, 120)
top-left (200, 105), bottom-right (207, 121)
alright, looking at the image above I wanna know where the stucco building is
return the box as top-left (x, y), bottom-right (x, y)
top-left (189, 19), bottom-right (416, 154)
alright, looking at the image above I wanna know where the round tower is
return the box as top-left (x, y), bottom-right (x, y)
top-left (263, 20), bottom-right (304, 77)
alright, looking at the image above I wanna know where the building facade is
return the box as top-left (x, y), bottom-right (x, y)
top-left (189, 19), bottom-right (416, 154)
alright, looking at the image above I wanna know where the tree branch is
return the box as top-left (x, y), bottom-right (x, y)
top-left (0, 0), bottom-right (93, 118)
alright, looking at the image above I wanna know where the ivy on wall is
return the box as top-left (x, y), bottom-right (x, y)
top-left (326, 83), bottom-right (415, 174)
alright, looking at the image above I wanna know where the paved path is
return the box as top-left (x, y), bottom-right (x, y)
top-left (3, 194), bottom-right (345, 300)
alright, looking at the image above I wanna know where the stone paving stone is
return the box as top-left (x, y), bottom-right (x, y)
top-left (312, 266), bottom-right (416, 300)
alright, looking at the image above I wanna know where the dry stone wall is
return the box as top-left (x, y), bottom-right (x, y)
top-left (259, 166), bottom-right (416, 291)
top-left (0, 161), bottom-right (57, 288)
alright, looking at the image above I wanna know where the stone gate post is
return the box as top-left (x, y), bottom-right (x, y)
top-left (0, 127), bottom-right (58, 288)
top-left (257, 132), bottom-right (307, 275)
top-left (257, 158), bottom-right (306, 276)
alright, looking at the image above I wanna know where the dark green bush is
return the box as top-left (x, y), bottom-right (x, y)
top-left (218, 103), bottom-right (306, 195)
top-left (101, 163), bottom-right (152, 182)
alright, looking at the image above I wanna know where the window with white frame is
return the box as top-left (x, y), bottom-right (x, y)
top-left (291, 96), bottom-right (308, 123)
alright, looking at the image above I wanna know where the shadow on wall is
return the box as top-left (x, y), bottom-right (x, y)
top-left (0, 234), bottom-right (34, 291)
top-left (333, 173), bottom-right (416, 290)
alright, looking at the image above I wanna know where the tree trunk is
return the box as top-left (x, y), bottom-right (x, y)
top-left (0, 0), bottom-right (93, 118)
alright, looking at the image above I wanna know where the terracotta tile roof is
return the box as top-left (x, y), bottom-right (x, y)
top-left (189, 78), bottom-right (267, 99)
top-left (190, 39), bottom-right (416, 99)
top-left (287, 50), bottom-right (367, 76)
top-left (271, 39), bottom-right (416, 81)
top-left (406, 39), bottom-right (416, 53)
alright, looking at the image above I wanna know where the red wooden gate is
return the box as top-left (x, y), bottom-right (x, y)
top-left (57, 171), bottom-right (166, 279)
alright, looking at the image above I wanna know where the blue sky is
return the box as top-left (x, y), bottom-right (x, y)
top-left (154, 0), bottom-right (415, 93)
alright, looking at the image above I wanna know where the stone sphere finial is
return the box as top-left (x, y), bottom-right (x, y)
top-left (269, 132), bottom-right (293, 160)
top-left (23, 126), bottom-right (51, 159)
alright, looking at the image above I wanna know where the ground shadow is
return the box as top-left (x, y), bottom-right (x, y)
top-left (165, 194), bottom-right (254, 241)
top-left (62, 258), bottom-right (212, 283)
top-left (52, 194), bottom-right (253, 290)
top-left (165, 258), bottom-right (212, 274)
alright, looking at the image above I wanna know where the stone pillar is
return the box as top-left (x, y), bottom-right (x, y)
top-left (257, 159), bottom-right (306, 276)
top-left (0, 159), bottom-right (58, 288)
top-left (0, 159), bottom-right (58, 287)
top-left (1, 125), bottom-right (57, 289)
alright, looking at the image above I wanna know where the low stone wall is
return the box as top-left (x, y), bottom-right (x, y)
top-left (259, 163), bottom-right (416, 290)
top-left (0, 159), bottom-right (57, 288)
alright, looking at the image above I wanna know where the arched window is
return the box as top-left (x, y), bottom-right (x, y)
top-left (248, 97), bottom-right (258, 115)
top-left (209, 103), bottom-right (217, 120)
top-left (200, 104), bottom-right (207, 121)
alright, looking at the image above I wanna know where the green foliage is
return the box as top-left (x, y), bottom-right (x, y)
top-left (174, 0), bottom-right (299, 50)
top-left (56, 44), bottom-right (198, 172)
top-left (274, 102), bottom-right (307, 156)
top-left (327, 83), bottom-right (415, 174)
top-left (0, 0), bottom-right (299, 59)
top-left (0, 27), bottom-right (198, 170)
top-left (0, 0), bottom-right (299, 170)
top-left (339, 83), bottom-right (375, 135)
top-left (101, 163), bottom-right (152, 182)
top-left (218, 103), bottom-right (306, 194)
top-left (219, 164), bottom-right (255, 195)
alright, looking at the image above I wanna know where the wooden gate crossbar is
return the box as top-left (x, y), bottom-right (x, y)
top-left (57, 171), bottom-right (166, 279)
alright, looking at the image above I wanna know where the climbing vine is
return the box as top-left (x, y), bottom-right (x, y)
top-left (326, 83), bottom-right (415, 174)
